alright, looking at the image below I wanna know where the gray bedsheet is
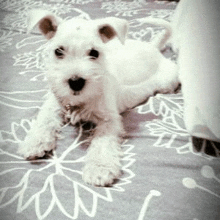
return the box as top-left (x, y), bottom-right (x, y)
top-left (0, 0), bottom-right (220, 219)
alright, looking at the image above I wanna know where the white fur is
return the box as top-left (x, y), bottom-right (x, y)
top-left (18, 10), bottom-right (179, 186)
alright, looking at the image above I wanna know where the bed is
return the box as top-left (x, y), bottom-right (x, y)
top-left (0, 0), bottom-right (220, 219)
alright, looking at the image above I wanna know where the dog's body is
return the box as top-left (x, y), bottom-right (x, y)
top-left (19, 10), bottom-right (179, 186)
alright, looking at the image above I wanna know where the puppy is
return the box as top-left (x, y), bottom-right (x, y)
top-left (18, 10), bottom-right (179, 186)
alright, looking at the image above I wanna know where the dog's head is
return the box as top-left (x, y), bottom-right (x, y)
top-left (28, 10), bottom-right (128, 107)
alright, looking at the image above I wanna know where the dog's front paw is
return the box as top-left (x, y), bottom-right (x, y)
top-left (18, 133), bottom-right (56, 159)
top-left (82, 136), bottom-right (123, 186)
top-left (82, 161), bottom-right (121, 186)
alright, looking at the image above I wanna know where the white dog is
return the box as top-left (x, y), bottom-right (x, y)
top-left (18, 10), bottom-right (179, 186)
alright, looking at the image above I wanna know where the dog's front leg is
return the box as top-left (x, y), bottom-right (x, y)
top-left (82, 78), bottom-right (124, 187)
top-left (18, 91), bottom-right (62, 159)
top-left (82, 115), bottom-right (124, 186)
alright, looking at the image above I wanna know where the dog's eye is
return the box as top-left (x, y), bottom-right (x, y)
top-left (55, 47), bottom-right (65, 58)
top-left (89, 49), bottom-right (99, 59)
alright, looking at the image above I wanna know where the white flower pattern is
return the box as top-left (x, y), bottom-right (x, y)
top-left (0, 125), bottom-right (136, 219)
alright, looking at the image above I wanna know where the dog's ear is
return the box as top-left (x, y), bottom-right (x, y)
top-left (27, 10), bottom-right (62, 39)
top-left (97, 17), bottom-right (128, 44)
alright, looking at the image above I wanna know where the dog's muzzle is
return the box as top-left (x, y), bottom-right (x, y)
top-left (68, 77), bottom-right (86, 93)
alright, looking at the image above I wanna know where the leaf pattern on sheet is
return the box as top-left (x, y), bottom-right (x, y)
top-left (128, 26), bottom-right (156, 41)
top-left (49, 0), bottom-right (95, 4)
top-left (0, 126), bottom-right (136, 219)
top-left (0, 90), bottom-right (45, 110)
top-left (136, 94), bottom-right (197, 155)
top-left (0, 119), bottom-right (32, 143)
top-left (137, 94), bottom-right (216, 159)
top-left (13, 36), bottom-right (49, 81)
top-left (101, 0), bottom-right (145, 17)
top-left (0, 30), bottom-right (18, 52)
top-left (1, 0), bottom-right (91, 33)
top-left (137, 93), bottom-right (184, 119)
top-left (14, 51), bottom-right (45, 70)
top-left (148, 9), bottom-right (175, 20)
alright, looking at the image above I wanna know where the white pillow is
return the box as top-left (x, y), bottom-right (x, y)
top-left (171, 0), bottom-right (220, 142)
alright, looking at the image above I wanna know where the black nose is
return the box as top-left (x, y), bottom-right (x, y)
top-left (68, 77), bottom-right (86, 92)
